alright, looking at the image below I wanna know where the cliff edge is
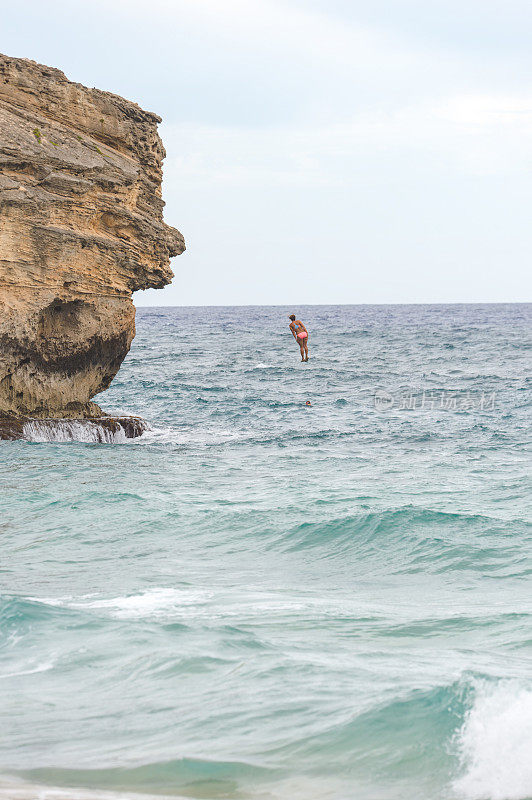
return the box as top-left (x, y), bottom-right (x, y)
top-left (0, 53), bottom-right (184, 419)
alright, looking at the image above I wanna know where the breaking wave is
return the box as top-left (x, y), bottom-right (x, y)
top-left (453, 680), bottom-right (532, 800)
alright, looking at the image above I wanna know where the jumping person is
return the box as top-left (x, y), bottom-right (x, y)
top-left (288, 314), bottom-right (309, 362)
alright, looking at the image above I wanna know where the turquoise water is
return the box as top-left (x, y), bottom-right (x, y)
top-left (1, 304), bottom-right (531, 800)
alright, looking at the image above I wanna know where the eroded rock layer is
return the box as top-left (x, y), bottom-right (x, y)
top-left (0, 53), bottom-right (184, 418)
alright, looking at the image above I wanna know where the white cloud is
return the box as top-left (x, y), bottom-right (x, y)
top-left (161, 93), bottom-right (532, 190)
top-left (110, 0), bottom-right (412, 68)
top-left (93, 0), bottom-right (461, 112)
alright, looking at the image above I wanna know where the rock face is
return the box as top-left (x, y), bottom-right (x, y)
top-left (0, 53), bottom-right (184, 419)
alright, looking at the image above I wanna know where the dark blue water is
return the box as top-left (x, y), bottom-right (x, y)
top-left (1, 304), bottom-right (531, 800)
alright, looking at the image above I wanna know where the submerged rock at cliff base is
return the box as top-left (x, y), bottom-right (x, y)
top-left (0, 414), bottom-right (149, 442)
top-left (0, 53), bottom-right (184, 434)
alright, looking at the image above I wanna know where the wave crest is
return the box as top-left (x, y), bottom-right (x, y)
top-left (453, 679), bottom-right (532, 800)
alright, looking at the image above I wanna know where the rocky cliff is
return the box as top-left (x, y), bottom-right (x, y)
top-left (0, 53), bottom-right (184, 420)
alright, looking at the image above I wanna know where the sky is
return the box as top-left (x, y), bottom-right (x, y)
top-left (3, 0), bottom-right (531, 305)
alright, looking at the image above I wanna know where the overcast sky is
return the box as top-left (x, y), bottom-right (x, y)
top-left (3, 0), bottom-right (531, 305)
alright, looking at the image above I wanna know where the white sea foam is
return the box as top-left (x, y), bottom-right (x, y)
top-left (30, 588), bottom-right (212, 618)
top-left (0, 660), bottom-right (55, 679)
top-left (22, 420), bottom-right (127, 444)
top-left (453, 679), bottom-right (532, 800)
top-left (78, 587), bottom-right (215, 619)
top-left (28, 594), bottom-right (96, 606)
top-left (30, 587), bottom-right (376, 624)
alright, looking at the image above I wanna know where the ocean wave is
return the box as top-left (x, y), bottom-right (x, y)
top-left (276, 506), bottom-right (531, 573)
top-left (275, 680), bottom-right (465, 773)
top-left (0, 595), bottom-right (79, 626)
top-left (265, 675), bottom-right (532, 800)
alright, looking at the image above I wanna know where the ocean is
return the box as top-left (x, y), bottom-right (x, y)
top-left (1, 303), bottom-right (531, 800)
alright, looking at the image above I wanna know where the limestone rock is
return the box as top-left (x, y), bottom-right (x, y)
top-left (0, 53), bottom-right (184, 419)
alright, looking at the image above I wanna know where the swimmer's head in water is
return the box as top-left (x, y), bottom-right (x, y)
top-left (306, 401), bottom-right (312, 406)
top-left (289, 314), bottom-right (296, 321)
